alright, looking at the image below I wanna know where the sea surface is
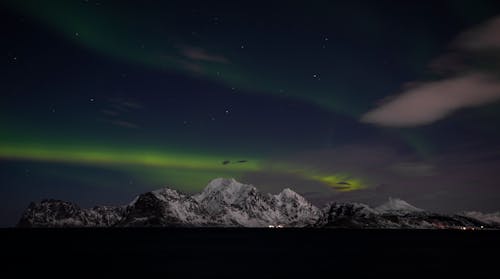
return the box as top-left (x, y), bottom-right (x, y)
top-left (2, 228), bottom-right (498, 276)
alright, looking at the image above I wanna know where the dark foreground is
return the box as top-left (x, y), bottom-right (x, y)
top-left (2, 229), bottom-right (499, 277)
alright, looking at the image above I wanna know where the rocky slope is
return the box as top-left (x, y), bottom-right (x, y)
top-left (17, 178), bottom-right (500, 229)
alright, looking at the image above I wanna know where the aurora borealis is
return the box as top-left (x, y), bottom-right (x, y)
top-left (2, 0), bottom-right (500, 226)
top-left (0, 142), bottom-right (367, 191)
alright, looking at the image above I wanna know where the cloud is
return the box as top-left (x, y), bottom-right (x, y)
top-left (361, 15), bottom-right (500, 127)
top-left (361, 73), bottom-right (500, 126)
top-left (107, 98), bottom-right (143, 112)
top-left (107, 120), bottom-right (139, 129)
top-left (162, 45), bottom-right (230, 75)
top-left (101, 109), bottom-right (119, 116)
top-left (455, 16), bottom-right (500, 50)
top-left (177, 59), bottom-right (205, 75)
top-left (98, 98), bottom-right (143, 129)
top-left (180, 46), bottom-right (229, 64)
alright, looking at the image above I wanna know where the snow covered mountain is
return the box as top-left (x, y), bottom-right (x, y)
top-left (17, 178), bottom-right (500, 229)
top-left (375, 197), bottom-right (424, 213)
top-left (19, 178), bottom-right (320, 227)
top-left (320, 200), bottom-right (493, 229)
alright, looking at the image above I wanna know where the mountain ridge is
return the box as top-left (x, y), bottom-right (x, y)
top-left (18, 178), bottom-right (500, 229)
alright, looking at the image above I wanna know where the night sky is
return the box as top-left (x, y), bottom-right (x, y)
top-left (2, 0), bottom-right (500, 226)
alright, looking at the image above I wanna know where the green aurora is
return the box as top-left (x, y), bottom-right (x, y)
top-left (2, 0), bottom-right (438, 160)
top-left (3, 0), bottom-right (374, 117)
top-left (0, 0), bottom-right (442, 194)
top-left (0, 142), bottom-right (367, 192)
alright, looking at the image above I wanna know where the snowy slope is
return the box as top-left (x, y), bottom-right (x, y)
top-left (460, 211), bottom-right (500, 226)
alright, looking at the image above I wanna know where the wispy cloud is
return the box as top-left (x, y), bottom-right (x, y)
top-left (106, 120), bottom-right (139, 129)
top-left (162, 45), bottom-right (229, 76)
top-left (101, 109), bottom-right (119, 116)
top-left (98, 98), bottom-right (143, 129)
top-left (455, 16), bottom-right (500, 50)
top-left (361, 15), bottom-right (500, 127)
top-left (180, 46), bottom-right (229, 64)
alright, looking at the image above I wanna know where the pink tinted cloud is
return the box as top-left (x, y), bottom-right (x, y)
top-left (180, 46), bottom-right (229, 63)
top-left (361, 73), bottom-right (500, 126)
top-left (362, 15), bottom-right (500, 127)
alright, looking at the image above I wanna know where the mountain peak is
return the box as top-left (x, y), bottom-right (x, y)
top-left (277, 188), bottom-right (306, 202)
top-left (375, 197), bottom-right (423, 213)
top-left (279, 188), bottom-right (299, 196)
top-left (151, 187), bottom-right (184, 201)
top-left (197, 178), bottom-right (257, 204)
top-left (204, 177), bottom-right (252, 191)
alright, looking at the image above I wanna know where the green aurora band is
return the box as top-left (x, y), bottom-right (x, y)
top-left (0, 143), bottom-right (367, 192)
top-left (2, 0), bottom-right (435, 158)
top-left (3, 0), bottom-right (361, 117)
top-left (0, 1), bottom-right (431, 192)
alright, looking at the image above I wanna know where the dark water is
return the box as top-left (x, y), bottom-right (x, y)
top-left (1, 228), bottom-right (499, 276)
